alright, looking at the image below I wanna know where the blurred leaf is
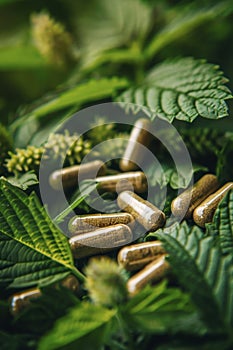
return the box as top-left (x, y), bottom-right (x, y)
top-left (6, 171), bottom-right (39, 190)
top-left (0, 46), bottom-right (46, 70)
top-left (38, 303), bottom-right (116, 350)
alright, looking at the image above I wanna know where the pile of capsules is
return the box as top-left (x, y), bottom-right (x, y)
top-left (10, 118), bottom-right (233, 313)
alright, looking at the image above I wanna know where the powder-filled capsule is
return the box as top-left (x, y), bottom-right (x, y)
top-left (49, 160), bottom-right (106, 191)
top-left (120, 118), bottom-right (154, 172)
top-left (193, 182), bottom-right (233, 227)
top-left (69, 224), bottom-right (133, 259)
top-left (171, 174), bottom-right (219, 219)
top-left (127, 255), bottom-right (171, 295)
top-left (96, 171), bottom-right (148, 194)
top-left (10, 275), bottom-right (79, 315)
top-left (69, 212), bottom-right (134, 235)
top-left (117, 191), bottom-right (165, 232)
top-left (118, 241), bottom-right (166, 271)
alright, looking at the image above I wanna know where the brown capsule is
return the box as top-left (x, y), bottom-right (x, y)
top-left (171, 174), bottom-right (219, 219)
top-left (68, 212), bottom-right (134, 235)
top-left (127, 255), bottom-right (171, 295)
top-left (193, 182), bottom-right (233, 227)
top-left (49, 160), bottom-right (106, 191)
top-left (69, 224), bottom-right (133, 259)
top-left (117, 191), bottom-right (165, 232)
top-left (10, 275), bottom-right (79, 315)
top-left (120, 118), bottom-right (154, 172)
top-left (96, 171), bottom-right (148, 194)
top-left (118, 241), bottom-right (166, 271)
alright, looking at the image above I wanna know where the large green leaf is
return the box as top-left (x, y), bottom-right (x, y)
top-left (207, 190), bottom-right (233, 256)
top-left (38, 302), bottom-right (116, 350)
top-left (153, 222), bottom-right (233, 333)
top-left (0, 179), bottom-right (84, 289)
top-left (118, 58), bottom-right (232, 123)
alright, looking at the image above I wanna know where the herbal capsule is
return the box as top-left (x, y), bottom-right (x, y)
top-left (96, 171), bottom-right (148, 194)
top-left (69, 224), bottom-right (133, 259)
top-left (171, 174), bottom-right (219, 219)
top-left (118, 241), bottom-right (166, 271)
top-left (10, 275), bottom-right (79, 315)
top-left (193, 182), bottom-right (233, 227)
top-left (120, 118), bottom-right (154, 172)
top-left (117, 191), bottom-right (165, 232)
top-left (69, 212), bottom-right (134, 235)
top-left (127, 255), bottom-right (171, 295)
top-left (49, 160), bottom-right (106, 191)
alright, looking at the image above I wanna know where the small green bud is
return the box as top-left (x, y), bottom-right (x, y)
top-left (85, 257), bottom-right (128, 308)
top-left (0, 124), bottom-right (13, 176)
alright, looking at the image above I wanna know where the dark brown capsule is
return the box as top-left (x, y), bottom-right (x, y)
top-left (68, 212), bottom-right (134, 235)
top-left (49, 160), bottom-right (106, 191)
top-left (118, 241), bottom-right (166, 271)
top-left (117, 191), bottom-right (165, 232)
top-left (193, 182), bottom-right (233, 227)
top-left (10, 275), bottom-right (79, 315)
top-left (171, 174), bottom-right (219, 219)
top-left (127, 255), bottom-right (171, 295)
top-left (120, 118), bottom-right (154, 172)
top-left (96, 171), bottom-right (148, 194)
top-left (69, 224), bottom-right (133, 259)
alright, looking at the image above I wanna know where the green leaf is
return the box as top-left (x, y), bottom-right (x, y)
top-left (0, 179), bottom-right (84, 289)
top-left (155, 221), bottom-right (233, 333)
top-left (10, 77), bottom-right (129, 147)
top-left (0, 46), bottom-right (46, 70)
top-left (54, 180), bottom-right (98, 224)
top-left (123, 281), bottom-right (198, 334)
top-left (207, 190), bottom-right (233, 256)
top-left (118, 58), bottom-right (232, 123)
top-left (146, 161), bottom-right (207, 190)
top-left (38, 302), bottom-right (116, 350)
top-left (145, 2), bottom-right (233, 60)
top-left (77, 0), bottom-right (151, 68)
top-left (6, 172), bottom-right (39, 190)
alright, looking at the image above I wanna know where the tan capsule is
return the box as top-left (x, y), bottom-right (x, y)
top-left (171, 174), bottom-right (219, 219)
top-left (49, 160), bottom-right (106, 191)
top-left (69, 224), bottom-right (133, 259)
top-left (117, 191), bottom-right (165, 232)
top-left (96, 171), bottom-right (148, 194)
top-left (120, 118), bottom-right (154, 172)
top-left (193, 182), bottom-right (233, 227)
top-left (118, 241), bottom-right (166, 271)
top-left (127, 255), bottom-right (171, 295)
top-left (68, 212), bottom-right (134, 235)
top-left (10, 275), bottom-right (79, 315)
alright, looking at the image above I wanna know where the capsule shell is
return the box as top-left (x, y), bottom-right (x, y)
top-left (127, 255), bottom-right (171, 295)
top-left (69, 212), bottom-right (134, 235)
top-left (69, 224), bottom-right (133, 259)
top-left (49, 160), bottom-right (106, 191)
top-left (96, 171), bottom-right (148, 194)
top-left (118, 241), bottom-right (166, 271)
top-left (193, 182), bottom-right (233, 227)
top-left (117, 191), bottom-right (165, 232)
top-left (120, 118), bottom-right (154, 172)
top-left (171, 174), bottom-right (219, 219)
top-left (10, 275), bottom-right (79, 315)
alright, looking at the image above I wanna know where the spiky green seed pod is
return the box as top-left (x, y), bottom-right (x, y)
top-left (84, 257), bottom-right (128, 308)
top-left (44, 130), bottom-right (91, 166)
top-left (31, 12), bottom-right (73, 66)
top-left (6, 131), bottom-right (91, 175)
top-left (6, 146), bottom-right (44, 176)
top-left (0, 124), bottom-right (13, 176)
